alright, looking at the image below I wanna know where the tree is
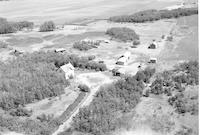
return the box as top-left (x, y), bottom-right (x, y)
top-left (40, 21), bottom-right (55, 32)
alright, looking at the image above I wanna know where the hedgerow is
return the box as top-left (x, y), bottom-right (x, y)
top-left (109, 8), bottom-right (198, 23)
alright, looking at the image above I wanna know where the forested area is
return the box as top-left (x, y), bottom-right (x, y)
top-left (109, 8), bottom-right (198, 23)
top-left (0, 51), bottom-right (106, 111)
top-left (57, 68), bottom-right (156, 135)
top-left (0, 17), bottom-right (34, 34)
top-left (149, 61), bottom-right (199, 114)
top-left (106, 27), bottom-right (139, 42)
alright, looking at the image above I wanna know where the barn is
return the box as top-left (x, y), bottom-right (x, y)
top-left (116, 52), bottom-right (131, 65)
top-left (60, 62), bottom-right (75, 80)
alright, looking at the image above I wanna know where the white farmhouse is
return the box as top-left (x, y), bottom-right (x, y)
top-left (60, 63), bottom-right (75, 80)
top-left (116, 51), bottom-right (131, 65)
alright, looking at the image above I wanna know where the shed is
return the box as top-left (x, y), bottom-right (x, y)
top-left (149, 58), bottom-right (157, 63)
top-left (60, 62), bottom-right (75, 80)
top-left (112, 68), bottom-right (125, 76)
top-left (148, 41), bottom-right (157, 49)
top-left (55, 48), bottom-right (66, 53)
top-left (104, 40), bottom-right (110, 43)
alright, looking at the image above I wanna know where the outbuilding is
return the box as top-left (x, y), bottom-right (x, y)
top-left (149, 58), bottom-right (157, 63)
top-left (60, 62), bottom-right (75, 80)
top-left (55, 48), bottom-right (66, 53)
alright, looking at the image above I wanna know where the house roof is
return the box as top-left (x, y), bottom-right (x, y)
top-left (60, 63), bottom-right (75, 73)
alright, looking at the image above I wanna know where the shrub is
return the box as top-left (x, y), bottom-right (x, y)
top-left (73, 41), bottom-right (94, 51)
top-left (133, 40), bottom-right (140, 45)
top-left (40, 21), bottom-right (55, 32)
top-left (37, 114), bottom-right (54, 122)
top-left (78, 84), bottom-right (90, 92)
top-left (10, 107), bottom-right (32, 117)
top-left (106, 27), bottom-right (139, 42)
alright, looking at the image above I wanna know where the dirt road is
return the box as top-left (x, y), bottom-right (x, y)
top-left (52, 72), bottom-right (113, 135)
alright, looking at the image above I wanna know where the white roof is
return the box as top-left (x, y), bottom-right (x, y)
top-left (150, 58), bottom-right (157, 61)
top-left (60, 63), bottom-right (75, 73)
top-left (151, 41), bottom-right (158, 46)
top-left (117, 57), bottom-right (128, 63)
top-left (123, 52), bottom-right (131, 58)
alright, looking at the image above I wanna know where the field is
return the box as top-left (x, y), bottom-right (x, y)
top-left (0, 0), bottom-right (181, 24)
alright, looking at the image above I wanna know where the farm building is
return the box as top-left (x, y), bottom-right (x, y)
top-left (60, 62), bottom-right (75, 80)
top-left (81, 38), bottom-right (101, 45)
top-left (54, 48), bottom-right (66, 53)
top-left (112, 68), bottom-right (125, 76)
top-left (148, 41), bottom-right (157, 49)
top-left (116, 52), bottom-right (131, 65)
top-left (149, 58), bottom-right (157, 63)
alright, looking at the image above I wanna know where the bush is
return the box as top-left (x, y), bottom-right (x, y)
top-left (73, 41), bottom-right (95, 51)
top-left (78, 84), bottom-right (90, 92)
top-left (37, 114), bottom-right (54, 122)
top-left (106, 27), bottom-right (139, 42)
top-left (40, 21), bottom-right (55, 32)
top-left (10, 107), bottom-right (32, 117)
top-left (133, 40), bottom-right (140, 45)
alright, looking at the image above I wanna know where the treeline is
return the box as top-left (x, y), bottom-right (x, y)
top-left (73, 41), bottom-right (100, 51)
top-left (109, 8), bottom-right (198, 23)
top-left (149, 61), bottom-right (198, 114)
top-left (0, 17), bottom-right (34, 34)
top-left (59, 68), bottom-right (155, 135)
top-left (106, 27), bottom-right (139, 42)
top-left (39, 21), bottom-right (55, 32)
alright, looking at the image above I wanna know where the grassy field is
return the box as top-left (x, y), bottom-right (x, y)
top-left (0, 0), bottom-right (181, 24)
top-left (160, 15), bottom-right (198, 61)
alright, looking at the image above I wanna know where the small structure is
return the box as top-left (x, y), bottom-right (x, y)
top-left (148, 41), bottom-right (157, 49)
top-left (112, 68), bottom-right (125, 76)
top-left (149, 58), bottom-right (157, 64)
top-left (11, 49), bottom-right (24, 56)
top-left (60, 62), bottom-right (75, 80)
top-left (54, 48), bottom-right (66, 53)
top-left (104, 40), bottom-right (110, 43)
top-left (116, 52), bottom-right (131, 66)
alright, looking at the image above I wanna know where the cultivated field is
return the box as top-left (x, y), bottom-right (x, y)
top-left (0, 0), bottom-right (181, 24)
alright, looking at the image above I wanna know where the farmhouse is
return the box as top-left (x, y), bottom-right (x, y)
top-left (60, 62), bottom-right (75, 80)
top-left (148, 41), bottom-right (157, 49)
